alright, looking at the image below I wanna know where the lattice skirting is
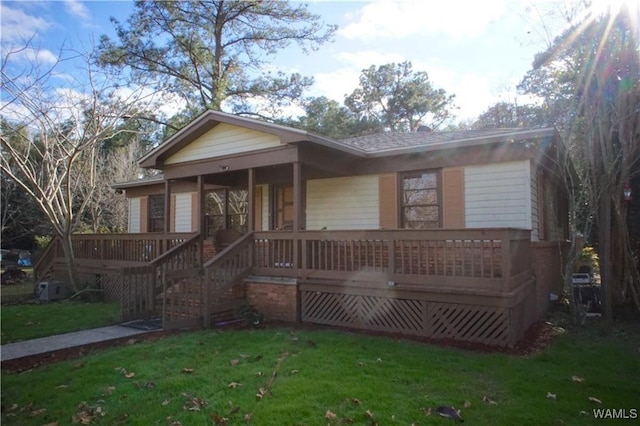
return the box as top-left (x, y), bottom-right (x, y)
top-left (301, 291), bottom-right (517, 347)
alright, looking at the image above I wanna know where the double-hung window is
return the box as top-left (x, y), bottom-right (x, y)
top-left (401, 170), bottom-right (441, 229)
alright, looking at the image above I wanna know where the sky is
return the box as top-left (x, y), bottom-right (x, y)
top-left (1, 0), bottom-right (638, 124)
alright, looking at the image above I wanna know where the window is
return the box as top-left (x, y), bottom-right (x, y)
top-left (401, 171), bottom-right (440, 229)
top-left (204, 188), bottom-right (248, 236)
top-left (148, 195), bottom-right (165, 232)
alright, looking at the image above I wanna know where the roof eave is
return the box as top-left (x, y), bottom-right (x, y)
top-left (364, 128), bottom-right (558, 157)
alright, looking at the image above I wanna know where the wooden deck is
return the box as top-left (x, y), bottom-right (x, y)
top-left (35, 228), bottom-right (538, 346)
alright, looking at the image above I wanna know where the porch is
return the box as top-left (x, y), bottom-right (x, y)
top-left (35, 227), bottom-right (539, 347)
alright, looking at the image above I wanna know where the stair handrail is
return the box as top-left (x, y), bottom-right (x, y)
top-left (33, 235), bottom-right (61, 282)
top-left (202, 232), bottom-right (255, 326)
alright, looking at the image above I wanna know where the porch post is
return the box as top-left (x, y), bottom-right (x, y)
top-left (293, 161), bottom-right (302, 270)
top-left (164, 179), bottom-right (171, 252)
top-left (197, 175), bottom-right (205, 264)
top-left (247, 168), bottom-right (255, 232)
top-left (293, 162), bottom-right (302, 231)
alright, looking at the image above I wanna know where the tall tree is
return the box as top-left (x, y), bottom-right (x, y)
top-left (98, 0), bottom-right (336, 117)
top-left (1, 43), bottom-right (158, 292)
top-left (283, 96), bottom-right (381, 139)
top-left (345, 61), bottom-right (455, 132)
top-left (522, 5), bottom-right (640, 318)
top-left (473, 101), bottom-right (550, 129)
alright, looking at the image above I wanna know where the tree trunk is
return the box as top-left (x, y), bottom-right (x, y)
top-left (59, 232), bottom-right (81, 293)
top-left (599, 194), bottom-right (613, 323)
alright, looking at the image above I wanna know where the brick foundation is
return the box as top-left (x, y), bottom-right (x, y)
top-left (203, 240), bottom-right (216, 262)
top-left (245, 277), bottom-right (298, 323)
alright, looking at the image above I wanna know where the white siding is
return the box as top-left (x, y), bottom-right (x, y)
top-left (128, 197), bottom-right (141, 233)
top-left (464, 161), bottom-right (531, 229)
top-left (174, 193), bottom-right (192, 232)
top-left (306, 175), bottom-right (379, 230)
top-left (165, 123), bottom-right (281, 164)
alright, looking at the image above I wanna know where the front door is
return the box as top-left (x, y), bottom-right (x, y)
top-left (272, 184), bottom-right (294, 230)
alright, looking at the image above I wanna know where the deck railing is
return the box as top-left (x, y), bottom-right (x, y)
top-left (253, 228), bottom-right (532, 292)
top-left (70, 233), bottom-right (196, 263)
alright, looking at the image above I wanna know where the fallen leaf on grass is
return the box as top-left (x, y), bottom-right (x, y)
top-left (7, 403), bottom-right (18, 411)
top-left (290, 369), bottom-right (299, 375)
top-left (571, 375), bottom-right (585, 383)
top-left (104, 386), bottom-right (116, 395)
top-left (125, 372), bottom-right (135, 378)
top-left (588, 397), bottom-right (602, 404)
top-left (166, 416), bottom-right (182, 426)
top-left (181, 368), bottom-right (194, 374)
top-left (29, 408), bottom-right (46, 417)
top-left (422, 407), bottom-right (432, 416)
top-left (365, 409), bottom-right (374, 418)
top-left (325, 410), bottom-right (337, 419)
top-left (240, 354), bottom-right (250, 358)
top-left (357, 362), bottom-right (365, 367)
top-left (211, 413), bottom-right (229, 425)
top-left (546, 392), bottom-right (557, 400)
top-left (25, 321), bottom-right (34, 326)
top-left (463, 401), bottom-right (472, 408)
top-left (183, 396), bottom-right (208, 411)
top-left (228, 382), bottom-right (242, 389)
top-left (351, 398), bottom-right (361, 405)
top-left (482, 395), bottom-right (498, 405)
top-left (255, 371), bottom-right (263, 376)
top-left (56, 385), bottom-right (69, 389)
top-left (243, 413), bottom-right (253, 423)
top-left (230, 359), bottom-right (239, 366)
top-left (162, 399), bottom-right (170, 406)
top-left (42, 422), bottom-right (59, 426)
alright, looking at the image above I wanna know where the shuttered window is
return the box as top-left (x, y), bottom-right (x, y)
top-left (401, 170), bottom-right (441, 229)
top-left (148, 195), bottom-right (165, 232)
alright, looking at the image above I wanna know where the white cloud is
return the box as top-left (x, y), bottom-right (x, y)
top-left (63, 0), bottom-right (91, 22)
top-left (336, 50), bottom-right (406, 70)
top-left (3, 47), bottom-right (58, 65)
top-left (312, 68), bottom-right (361, 101)
top-left (339, 0), bottom-right (509, 40)
top-left (0, 4), bottom-right (52, 43)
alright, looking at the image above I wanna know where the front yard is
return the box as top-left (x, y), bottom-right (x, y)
top-left (1, 302), bottom-right (120, 345)
top-left (1, 315), bottom-right (638, 425)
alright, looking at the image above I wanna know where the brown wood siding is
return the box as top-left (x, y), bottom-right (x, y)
top-left (191, 192), bottom-right (199, 232)
top-left (170, 194), bottom-right (177, 232)
top-left (140, 197), bottom-right (148, 233)
top-left (442, 167), bottom-right (465, 228)
top-left (378, 174), bottom-right (398, 229)
top-left (254, 185), bottom-right (263, 231)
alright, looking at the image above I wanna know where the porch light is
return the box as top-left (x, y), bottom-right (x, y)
top-left (623, 183), bottom-right (632, 202)
top-left (220, 165), bottom-right (230, 172)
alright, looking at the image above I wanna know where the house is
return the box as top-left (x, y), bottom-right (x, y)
top-left (35, 110), bottom-right (570, 347)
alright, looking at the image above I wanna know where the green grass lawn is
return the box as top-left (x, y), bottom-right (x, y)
top-left (1, 302), bottom-right (120, 344)
top-left (2, 320), bottom-right (638, 425)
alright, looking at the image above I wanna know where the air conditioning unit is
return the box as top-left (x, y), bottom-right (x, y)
top-left (36, 281), bottom-right (69, 302)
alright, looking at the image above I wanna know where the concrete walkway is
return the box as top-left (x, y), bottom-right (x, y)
top-left (1, 325), bottom-right (155, 362)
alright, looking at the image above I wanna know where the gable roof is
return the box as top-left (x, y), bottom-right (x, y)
top-left (139, 109), bottom-right (364, 168)
top-left (138, 109), bottom-right (558, 169)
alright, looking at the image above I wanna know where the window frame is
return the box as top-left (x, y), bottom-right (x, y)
top-left (148, 194), bottom-right (165, 233)
top-left (399, 169), bottom-right (442, 229)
